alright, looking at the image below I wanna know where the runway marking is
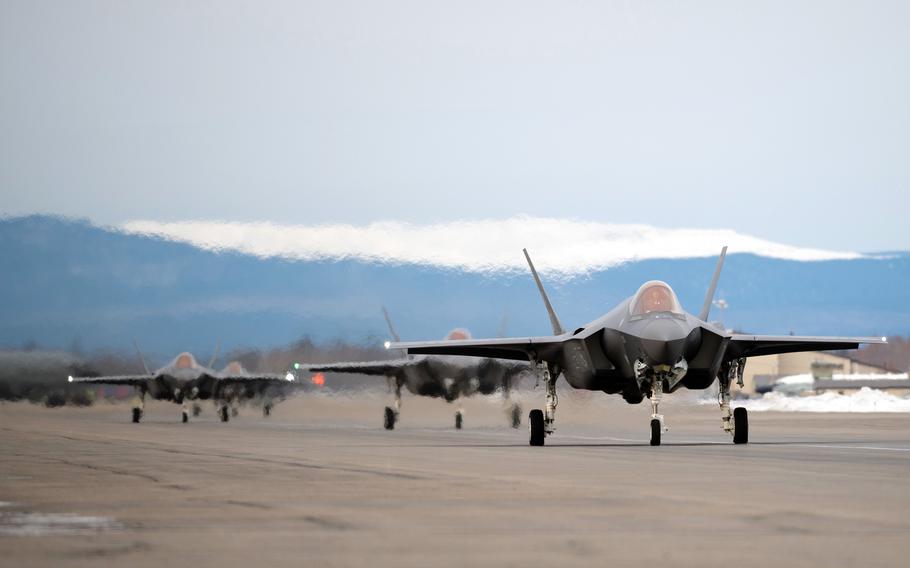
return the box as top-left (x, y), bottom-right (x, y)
top-left (804, 444), bottom-right (910, 453)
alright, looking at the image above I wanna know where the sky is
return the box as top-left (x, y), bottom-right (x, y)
top-left (1, 1), bottom-right (908, 252)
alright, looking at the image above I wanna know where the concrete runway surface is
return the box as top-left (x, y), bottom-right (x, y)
top-left (2, 390), bottom-right (910, 567)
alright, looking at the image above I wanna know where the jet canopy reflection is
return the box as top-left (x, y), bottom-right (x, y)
top-left (629, 280), bottom-right (684, 316)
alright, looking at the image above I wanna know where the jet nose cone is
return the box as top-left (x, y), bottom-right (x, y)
top-left (637, 320), bottom-right (689, 365)
top-left (640, 339), bottom-right (683, 366)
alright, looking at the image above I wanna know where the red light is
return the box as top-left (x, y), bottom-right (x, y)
top-left (311, 373), bottom-right (325, 387)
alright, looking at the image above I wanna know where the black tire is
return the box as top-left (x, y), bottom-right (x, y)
top-left (220, 406), bottom-right (230, 423)
top-left (263, 404), bottom-right (272, 417)
top-left (733, 407), bottom-right (749, 444)
top-left (650, 418), bottom-right (661, 446)
top-left (132, 408), bottom-right (142, 423)
top-left (455, 411), bottom-right (463, 430)
top-left (182, 411), bottom-right (189, 423)
top-left (192, 404), bottom-right (202, 417)
top-left (383, 406), bottom-right (396, 430)
top-left (510, 404), bottom-right (521, 429)
top-left (529, 409), bottom-right (545, 446)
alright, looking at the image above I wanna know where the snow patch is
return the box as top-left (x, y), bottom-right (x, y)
top-left (0, 512), bottom-right (122, 536)
top-left (121, 217), bottom-right (862, 276)
top-left (739, 388), bottom-right (910, 413)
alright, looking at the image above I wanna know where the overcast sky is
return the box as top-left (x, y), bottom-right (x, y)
top-left (1, 1), bottom-right (908, 252)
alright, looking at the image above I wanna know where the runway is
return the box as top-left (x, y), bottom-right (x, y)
top-left (2, 391), bottom-right (909, 567)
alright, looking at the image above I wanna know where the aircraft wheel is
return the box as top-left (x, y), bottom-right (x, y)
top-left (455, 411), bottom-right (463, 430)
top-left (733, 407), bottom-right (749, 444)
top-left (181, 411), bottom-right (189, 423)
top-left (263, 404), bottom-right (272, 417)
top-left (383, 406), bottom-right (396, 430)
top-left (192, 404), bottom-right (202, 417)
top-left (132, 408), bottom-right (142, 423)
top-left (529, 409), bottom-right (545, 446)
top-left (510, 403), bottom-right (521, 428)
top-left (220, 406), bottom-right (230, 423)
top-left (650, 418), bottom-right (661, 446)
top-left (231, 406), bottom-right (239, 418)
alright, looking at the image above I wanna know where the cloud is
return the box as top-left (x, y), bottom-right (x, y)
top-left (122, 216), bottom-right (862, 276)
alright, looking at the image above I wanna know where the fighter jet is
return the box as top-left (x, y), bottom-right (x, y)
top-left (389, 247), bottom-right (887, 446)
top-left (219, 360), bottom-right (296, 417)
top-left (68, 348), bottom-right (295, 423)
top-left (293, 309), bottom-right (530, 430)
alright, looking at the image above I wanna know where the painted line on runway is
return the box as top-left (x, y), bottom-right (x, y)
top-left (804, 444), bottom-right (910, 453)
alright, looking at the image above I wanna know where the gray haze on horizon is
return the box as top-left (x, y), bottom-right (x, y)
top-left (1, 0), bottom-right (908, 252)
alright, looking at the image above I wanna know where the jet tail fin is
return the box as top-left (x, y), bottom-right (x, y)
top-left (132, 338), bottom-right (151, 375)
top-left (523, 248), bottom-right (565, 335)
top-left (207, 339), bottom-right (221, 369)
top-left (699, 246), bottom-right (728, 321)
top-left (381, 307), bottom-right (402, 343)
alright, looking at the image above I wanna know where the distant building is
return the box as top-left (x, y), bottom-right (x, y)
top-left (744, 351), bottom-right (897, 394)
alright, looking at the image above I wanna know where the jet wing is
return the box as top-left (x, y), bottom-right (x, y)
top-left (295, 360), bottom-right (412, 376)
top-left (390, 336), bottom-right (567, 362)
top-left (218, 373), bottom-right (294, 384)
top-left (729, 334), bottom-right (886, 358)
top-left (67, 375), bottom-right (152, 386)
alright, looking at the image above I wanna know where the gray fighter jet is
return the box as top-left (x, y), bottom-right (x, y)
top-left (68, 349), bottom-right (295, 423)
top-left (293, 309), bottom-right (529, 430)
top-left (390, 247), bottom-right (887, 446)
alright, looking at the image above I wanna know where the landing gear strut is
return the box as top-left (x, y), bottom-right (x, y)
top-left (720, 358), bottom-right (748, 444)
top-left (131, 390), bottom-right (145, 423)
top-left (383, 381), bottom-right (401, 430)
top-left (509, 403), bottom-right (522, 429)
top-left (528, 361), bottom-right (558, 446)
top-left (454, 410), bottom-right (463, 430)
top-left (649, 378), bottom-right (665, 446)
top-left (219, 404), bottom-right (230, 423)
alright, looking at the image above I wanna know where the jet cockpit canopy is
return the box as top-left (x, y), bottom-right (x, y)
top-left (629, 281), bottom-right (684, 317)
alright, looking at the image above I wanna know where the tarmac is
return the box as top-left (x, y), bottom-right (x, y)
top-left (2, 389), bottom-right (910, 567)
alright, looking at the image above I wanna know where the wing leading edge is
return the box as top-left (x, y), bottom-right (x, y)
top-left (729, 334), bottom-right (886, 359)
top-left (68, 375), bottom-right (153, 386)
top-left (389, 335), bottom-right (567, 361)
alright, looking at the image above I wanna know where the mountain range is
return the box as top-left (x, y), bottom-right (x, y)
top-left (2, 215), bottom-right (906, 359)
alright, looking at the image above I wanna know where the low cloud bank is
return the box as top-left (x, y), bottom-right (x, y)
top-left (122, 217), bottom-right (861, 276)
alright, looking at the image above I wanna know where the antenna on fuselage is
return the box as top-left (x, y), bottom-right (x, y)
top-left (207, 339), bottom-right (221, 369)
top-left (699, 246), bottom-right (728, 321)
top-left (522, 248), bottom-right (565, 336)
top-left (132, 338), bottom-right (151, 375)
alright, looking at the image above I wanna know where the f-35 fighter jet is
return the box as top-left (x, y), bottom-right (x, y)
top-left (293, 309), bottom-right (529, 430)
top-left (390, 247), bottom-right (886, 446)
top-left (69, 348), bottom-right (295, 423)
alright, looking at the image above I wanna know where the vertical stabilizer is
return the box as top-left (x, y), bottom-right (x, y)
top-left (207, 339), bottom-right (221, 369)
top-left (699, 246), bottom-right (728, 321)
top-left (132, 338), bottom-right (151, 375)
top-left (523, 248), bottom-right (566, 335)
top-left (381, 307), bottom-right (402, 343)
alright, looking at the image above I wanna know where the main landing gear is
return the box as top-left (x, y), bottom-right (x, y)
top-left (720, 358), bottom-right (748, 445)
top-left (384, 381), bottom-right (402, 430)
top-left (454, 409), bottom-right (463, 430)
top-left (528, 361), bottom-right (558, 446)
top-left (509, 402), bottom-right (522, 429)
top-left (131, 390), bottom-right (145, 423)
top-left (219, 404), bottom-right (230, 423)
